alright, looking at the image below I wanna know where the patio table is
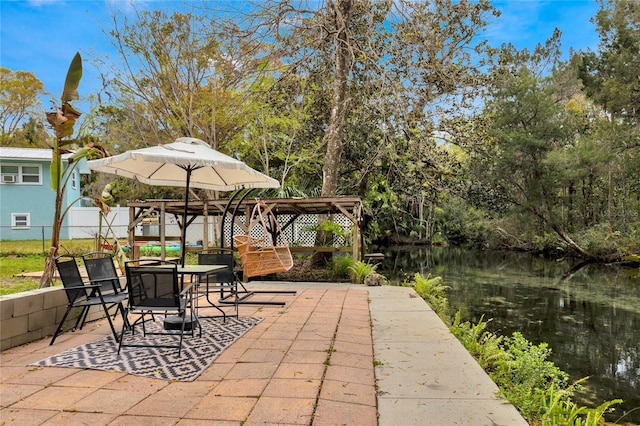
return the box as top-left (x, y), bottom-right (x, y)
top-left (152, 264), bottom-right (228, 329)
top-left (160, 265), bottom-right (227, 322)
top-left (152, 264), bottom-right (226, 282)
top-left (176, 264), bottom-right (226, 276)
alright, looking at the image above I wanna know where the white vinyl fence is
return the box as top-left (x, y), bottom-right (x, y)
top-left (68, 206), bottom-right (129, 239)
top-left (68, 206), bottom-right (218, 245)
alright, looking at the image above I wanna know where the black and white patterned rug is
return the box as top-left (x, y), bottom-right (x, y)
top-left (33, 317), bottom-right (262, 381)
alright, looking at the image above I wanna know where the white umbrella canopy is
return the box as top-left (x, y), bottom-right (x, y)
top-left (87, 137), bottom-right (280, 191)
top-left (87, 137), bottom-right (280, 265)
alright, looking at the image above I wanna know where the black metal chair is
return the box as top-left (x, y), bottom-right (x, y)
top-left (82, 251), bottom-right (126, 294)
top-left (196, 248), bottom-right (239, 319)
top-left (119, 259), bottom-right (201, 357)
top-left (82, 251), bottom-right (128, 325)
top-left (50, 255), bottom-right (127, 345)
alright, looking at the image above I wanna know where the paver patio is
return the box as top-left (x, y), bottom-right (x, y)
top-left (1, 283), bottom-right (377, 425)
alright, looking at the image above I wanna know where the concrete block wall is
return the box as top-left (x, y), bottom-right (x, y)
top-left (0, 287), bottom-right (114, 351)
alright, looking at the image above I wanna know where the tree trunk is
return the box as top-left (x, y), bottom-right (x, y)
top-left (321, 0), bottom-right (352, 197)
top-left (313, 0), bottom-right (353, 266)
top-left (551, 224), bottom-right (595, 259)
top-left (608, 164), bottom-right (614, 232)
top-left (39, 151), bottom-right (63, 288)
top-left (39, 247), bottom-right (58, 288)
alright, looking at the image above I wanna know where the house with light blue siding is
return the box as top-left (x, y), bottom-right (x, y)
top-left (0, 147), bottom-right (90, 241)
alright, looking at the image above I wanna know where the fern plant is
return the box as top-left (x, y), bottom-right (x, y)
top-left (450, 312), bottom-right (505, 369)
top-left (411, 273), bottom-right (450, 322)
top-left (539, 378), bottom-right (622, 426)
top-left (349, 261), bottom-right (377, 284)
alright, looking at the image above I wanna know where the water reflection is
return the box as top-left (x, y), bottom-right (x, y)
top-left (379, 247), bottom-right (640, 424)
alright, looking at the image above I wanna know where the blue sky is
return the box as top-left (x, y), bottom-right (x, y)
top-left (1, 0), bottom-right (601, 106)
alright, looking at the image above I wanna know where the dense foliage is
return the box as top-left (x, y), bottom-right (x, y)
top-left (1, 0), bottom-right (638, 261)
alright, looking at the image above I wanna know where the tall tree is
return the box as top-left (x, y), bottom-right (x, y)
top-left (236, 0), bottom-right (498, 246)
top-left (320, 0), bottom-right (353, 197)
top-left (471, 35), bottom-right (598, 257)
top-left (100, 6), bottom-right (263, 152)
top-left (579, 0), bottom-right (640, 125)
top-left (96, 0), bottom-right (497, 209)
top-left (0, 68), bottom-right (45, 145)
top-left (576, 0), bottom-right (640, 236)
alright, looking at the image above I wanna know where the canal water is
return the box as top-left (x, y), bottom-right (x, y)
top-left (379, 246), bottom-right (640, 424)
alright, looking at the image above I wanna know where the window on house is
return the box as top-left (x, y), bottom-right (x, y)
top-left (0, 164), bottom-right (42, 184)
top-left (21, 166), bottom-right (41, 183)
top-left (71, 170), bottom-right (77, 189)
top-left (11, 213), bottom-right (30, 229)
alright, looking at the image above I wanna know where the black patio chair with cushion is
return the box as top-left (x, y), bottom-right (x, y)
top-left (196, 248), bottom-right (239, 320)
top-left (50, 254), bottom-right (127, 345)
top-left (119, 259), bottom-right (201, 357)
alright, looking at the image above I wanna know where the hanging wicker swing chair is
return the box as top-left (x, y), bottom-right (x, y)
top-left (233, 202), bottom-right (294, 278)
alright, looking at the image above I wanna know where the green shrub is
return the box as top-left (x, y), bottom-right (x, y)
top-left (302, 220), bottom-right (350, 245)
top-left (493, 332), bottom-right (569, 420)
top-left (575, 222), bottom-right (640, 259)
top-left (327, 255), bottom-right (353, 279)
top-left (435, 196), bottom-right (493, 246)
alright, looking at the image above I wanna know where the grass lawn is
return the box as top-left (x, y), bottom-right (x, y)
top-left (0, 239), bottom-right (96, 295)
top-left (0, 239), bottom-right (203, 296)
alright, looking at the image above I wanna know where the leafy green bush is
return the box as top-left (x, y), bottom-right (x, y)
top-left (576, 222), bottom-right (640, 259)
top-left (435, 196), bottom-right (494, 246)
top-left (327, 255), bottom-right (353, 279)
top-left (302, 220), bottom-right (350, 244)
top-left (531, 232), bottom-right (564, 253)
top-left (494, 332), bottom-right (569, 420)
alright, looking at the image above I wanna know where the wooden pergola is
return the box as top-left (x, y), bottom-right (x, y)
top-left (127, 196), bottom-right (364, 261)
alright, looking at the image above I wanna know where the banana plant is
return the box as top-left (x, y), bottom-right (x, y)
top-left (93, 184), bottom-right (129, 275)
top-left (39, 52), bottom-right (106, 287)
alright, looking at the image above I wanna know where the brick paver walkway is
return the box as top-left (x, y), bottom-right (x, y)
top-left (0, 284), bottom-right (376, 425)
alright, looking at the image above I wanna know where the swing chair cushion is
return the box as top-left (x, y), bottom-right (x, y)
top-left (233, 203), bottom-right (293, 278)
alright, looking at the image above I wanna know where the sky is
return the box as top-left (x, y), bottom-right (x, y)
top-left (0, 0), bottom-right (602, 108)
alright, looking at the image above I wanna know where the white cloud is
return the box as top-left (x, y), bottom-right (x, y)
top-left (106, 0), bottom-right (155, 15)
top-left (27, 0), bottom-right (64, 7)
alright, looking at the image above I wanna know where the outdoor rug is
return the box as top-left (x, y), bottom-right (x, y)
top-left (32, 317), bottom-right (262, 381)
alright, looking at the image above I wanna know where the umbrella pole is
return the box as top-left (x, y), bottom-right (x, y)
top-left (181, 168), bottom-right (192, 267)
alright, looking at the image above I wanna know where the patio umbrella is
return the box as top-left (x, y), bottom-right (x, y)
top-left (87, 137), bottom-right (280, 266)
